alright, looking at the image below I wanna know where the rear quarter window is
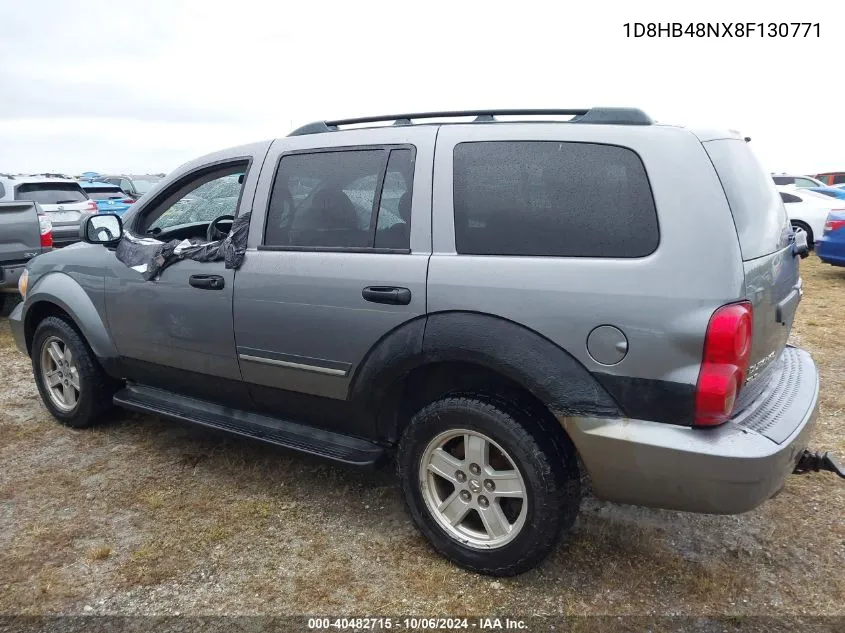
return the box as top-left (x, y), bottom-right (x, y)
top-left (705, 140), bottom-right (790, 260)
top-left (452, 141), bottom-right (659, 257)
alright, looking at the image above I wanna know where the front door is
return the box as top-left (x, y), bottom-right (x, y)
top-left (105, 159), bottom-right (254, 406)
top-left (233, 127), bottom-right (437, 434)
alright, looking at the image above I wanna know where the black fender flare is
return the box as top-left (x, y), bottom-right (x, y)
top-left (349, 311), bottom-right (622, 436)
top-left (22, 272), bottom-right (120, 373)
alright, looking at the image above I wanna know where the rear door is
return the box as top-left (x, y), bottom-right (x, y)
top-left (233, 127), bottom-right (435, 433)
top-left (704, 139), bottom-right (799, 391)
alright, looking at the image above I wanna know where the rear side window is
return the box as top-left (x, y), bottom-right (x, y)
top-left (772, 176), bottom-right (794, 185)
top-left (15, 182), bottom-right (87, 204)
top-left (452, 141), bottom-right (659, 257)
top-left (704, 140), bottom-right (790, 261)
top-left (265, 147), bottom-right (415, 250)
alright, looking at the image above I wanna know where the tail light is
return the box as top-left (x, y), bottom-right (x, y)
top-left (122, 198), bottom-right (135, 204)
top-left (86, 200), bottom-right (98, 213)
top-left (823, 219), bottom-right (845, 234)
top-left (38, 214), bottom-right (53, 248)
top-left (694, 302), bottom-right (753, 427)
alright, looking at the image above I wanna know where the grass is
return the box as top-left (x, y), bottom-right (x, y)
top-left (0, 257), bottom-right (842, 618)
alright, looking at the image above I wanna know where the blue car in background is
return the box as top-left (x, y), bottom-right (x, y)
top-left (815, 211), bottom-right (845, 267)
top-left (807, 186), bottom-right (845, 201)
top-left (79, 181), bottom-right (134, 216)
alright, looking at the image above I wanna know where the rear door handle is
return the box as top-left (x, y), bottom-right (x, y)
top-left (362, 286), bottom-right (411, 305)
top-left (189, 274), bottom-right (225, 290)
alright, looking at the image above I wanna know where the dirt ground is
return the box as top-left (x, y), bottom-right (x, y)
top-left (0, 257), bottom-right (843, 626)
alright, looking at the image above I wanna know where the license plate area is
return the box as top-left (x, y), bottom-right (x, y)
top-left (49, 211), bottom-right (81, 223)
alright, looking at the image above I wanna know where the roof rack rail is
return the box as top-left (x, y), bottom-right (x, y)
top-left (289, 107), bottom-right (652, 136)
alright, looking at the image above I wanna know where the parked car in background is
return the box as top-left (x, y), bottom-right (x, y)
top-left (101, 174), bottom-right (162, 200)
top-left (815, 172), bottom-right (845, 186)
top-left (78, 181), bottom-right (135, 216)
top-left (772, 174), bottom-right (825, 188)
top-left (7, 107), bottom-right (821, 576)
top-left (0, 200), bottom-right (52, 315)
top-left (0, 175), bottom-right (96, 247)
top-left (778, 186), bottom-right (845, 246)
top-left (806, 186), bottom-right (845, 201)
top-left (815, 211), bottom-right (845, 267)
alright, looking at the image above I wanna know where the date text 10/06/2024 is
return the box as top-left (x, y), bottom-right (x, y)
top-left (307, 618), bottom-right (528, 630)
top-left (624, 22), bottom-right (820, 38)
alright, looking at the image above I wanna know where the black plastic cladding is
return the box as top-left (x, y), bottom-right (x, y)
top-left (288, 108), bottom-right (653, 136)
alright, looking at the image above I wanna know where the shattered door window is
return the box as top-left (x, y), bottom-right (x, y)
top-left (150, 173), bottom-right (243, 231)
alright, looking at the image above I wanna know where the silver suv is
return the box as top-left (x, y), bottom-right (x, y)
top-left (8, 108), bottom-right (820, 575)
top-left (0, 174), bottom-right (97, 246)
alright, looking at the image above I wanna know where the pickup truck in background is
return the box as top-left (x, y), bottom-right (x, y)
top-left (0, 201), bottom-right (52, 315)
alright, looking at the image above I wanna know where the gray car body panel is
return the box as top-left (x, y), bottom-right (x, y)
top-left (0, 201), bottom-right (44, 293)
top-left (7, 118), bottom-right (821, 515)
top-left (429, 123), bottom-right (744, 391)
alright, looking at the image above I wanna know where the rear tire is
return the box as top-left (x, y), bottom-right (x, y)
top-left (32, 316), bottom-right (119, 428)
top-left (397, 395), bottom-right (580, 576)
top-left (791, 221), bottom-right (814, 249)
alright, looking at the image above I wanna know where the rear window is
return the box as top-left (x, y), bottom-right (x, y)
top-left (453, 141), bottom-right (659, 257)
top-left (84, 187), bottom-right (124, 200)
top-left (704, 140), bottom-right (790, 260)
top-left (15, 182), bottom-right (87, 204)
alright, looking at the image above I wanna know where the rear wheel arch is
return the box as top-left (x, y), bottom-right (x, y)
top-left (351, 311), bottom-right (621, 445)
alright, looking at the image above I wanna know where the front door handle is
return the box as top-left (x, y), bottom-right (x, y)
top-left (362, 286), bottom-right (411, 305)
top-left (189, 274), bottom-right (225, 290)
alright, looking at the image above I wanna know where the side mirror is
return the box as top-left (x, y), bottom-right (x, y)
top-left (82, 213), bottom-right (123, 245)
top-left (791, 227), bottom-right (809, 259)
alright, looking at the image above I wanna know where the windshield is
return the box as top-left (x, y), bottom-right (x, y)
top-left (85, 187), bottom-right (125, 200)
top-left (15, 182), bottom-right (87, 204)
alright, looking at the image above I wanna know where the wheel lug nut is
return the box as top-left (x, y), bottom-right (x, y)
top-left (478, 495), bottom-right (489, 508)
top-left (455, 471), bottom-right (466, 483)
top-left (484, 479), bottom-right (495, 491)
top-left (459, 490), bottom-right (471, 502)
top-left (469, 463), bottom-right (481, 476)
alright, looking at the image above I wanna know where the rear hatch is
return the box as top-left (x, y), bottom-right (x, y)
top-left (14, 181), bottom-right (90, 226)
top-left (0, 201), bottom-right (41, 284)
top-left (84, 185), bottom-right (132, 215)
top-left (704, 139), bottom-right (800, 409)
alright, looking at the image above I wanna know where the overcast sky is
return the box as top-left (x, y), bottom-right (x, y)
top-left (0, 0), bottom-right (842, 176)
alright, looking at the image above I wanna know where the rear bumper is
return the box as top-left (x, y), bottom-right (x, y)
top-left (0, 263), bottom-right (25, 292)
top-left (815, 239), bottom-right (845, 266)
top-left (564, 346), bottom-right (819, 514)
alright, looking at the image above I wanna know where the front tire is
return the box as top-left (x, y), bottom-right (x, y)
top-left (32, 316), bottom-right (118, 428)
top-left (397, 396), bottom-right (580, 576)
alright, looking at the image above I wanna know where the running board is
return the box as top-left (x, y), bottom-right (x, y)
top-left (113, 384), bottom-right (386, 468)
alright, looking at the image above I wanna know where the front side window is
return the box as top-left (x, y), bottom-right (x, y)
top-left (144, 163), bottom-right (247, 233)
top-left (265, 147), bottom-right (415, 250)
top-left (453, 141), bottom-right (659, 257)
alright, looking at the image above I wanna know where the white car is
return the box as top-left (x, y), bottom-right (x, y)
top-left (0, 175), bottom-right (97, 246)
top-left (777, 185), bottom-right (845, 246)
top-left (771, 174), bottom-right (825, 188)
